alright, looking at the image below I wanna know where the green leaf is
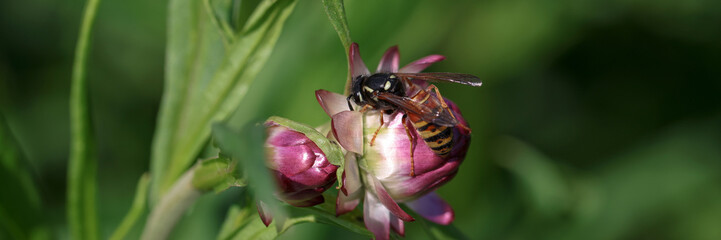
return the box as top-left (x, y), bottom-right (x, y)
top-left (216, 192), bottom-right (371, 239)
top-left (230, 217), bottom-right (279, 240)
top-left (217, 203), bottom-right (282, 240)
top-left (217, 204), bottom-right (255, 240)
top-left (0, 114), bottom-right (48, 240)
top-left (321, 0), bottom-right (353, 94)
top-left (404, 207), bottom-right (468, 240)
top-left (231, 0), bottom-right (262, 33)
top-left (284, 203), bottom-right (371, 237)
top-left (149, 0), bottom-right (232, 204)
top-left (418, 218), bottom-right (469, 240)
top-left (321, 0), bottom-right (351, 51)
top-left (150, 0), bottom-right (298, 203)
top-left (67, 0), bottom-right (101, 238)
top-left (212, 122), bottom-right (285, 221)
top-left (108, 174), bottom-right (150, 240)
top-left (204, 0), bottom-right (236, 46)
top-left (266, 116), bottom-right (345, 188)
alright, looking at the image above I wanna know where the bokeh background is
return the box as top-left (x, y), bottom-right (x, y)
top-left (2, 0), bottom-right (721, 239)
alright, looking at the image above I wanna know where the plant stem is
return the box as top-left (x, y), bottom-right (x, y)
top-left (141, 165), bottom-right (204, 240)
top-left (68, 0), bottom-right (101, 238)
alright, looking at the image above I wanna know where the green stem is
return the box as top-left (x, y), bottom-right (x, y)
top-left (68, 0), bottom-right (101, 238)
top-left (108, 174), bottom-right (151, 240)
top-left (141, 165), bottom-right (205, 240)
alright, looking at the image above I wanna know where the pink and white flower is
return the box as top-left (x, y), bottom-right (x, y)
top-left (316, 43), bottom-right (471, 239)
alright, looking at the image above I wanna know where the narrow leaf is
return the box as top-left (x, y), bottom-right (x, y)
top-left (286, 205), bottom-right (372, 237)
top-left (108, 174), bottom-right (150, 240)
top-left (151, 0), bottom-right (298, 202)
top-left (204, 0), bottom-right (236, 46)
top-left (227, 217), bottom-right (279, 240)
top-left (412, 211), bottom-right (468, 240)
top-left (212, 122), bottom-right (285, 222)
top-left (230, 0), bottom-right (262, 33)
top-left (0, 114), bottom-right (46, 239)
top-left (217, 204), bottom-right (255, 240)
top-left (321, 0), bottom-right (353, 94)
top-left (280, 191), bottom-right (369, 237)
top-left (68, 0), bottom-right (101, 238)
top-left (321, 0), bottom-right (351, 51)
top-left (150, 0), bottom-right (229, 203)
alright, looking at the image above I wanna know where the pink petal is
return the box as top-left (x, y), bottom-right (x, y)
top-left (315, 89), bottom-right (350, 117)
top-left (405, 192), bottom-right (455, 225)
top-left (331, 111), bottom-right (363, 154)
top-left (390, 214), bottom-right (405, 237)
top-left (399, 55), bottom-right (446, 73)
top-left (349, 43), bottom-right (370, 78)
top-left (340, 152), bottom-right (362, 196)
top-left (364, 191), bottom-right (390, 240)
top-left (336, 189), bottom-right (361, 216)
top-left (369, 175), bottom-right (414, 222)
top-left (376, 45), bottom-right (400, 73)
top-left (336, 153), bottom-right (363, 216)
top-left (271, 144), bottom-right (314, 175)
top-left (257, 201), bottom-right (273, 227)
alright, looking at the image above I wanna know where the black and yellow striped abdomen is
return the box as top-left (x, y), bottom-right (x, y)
top-left (413, 120), bottom-right (453, 156)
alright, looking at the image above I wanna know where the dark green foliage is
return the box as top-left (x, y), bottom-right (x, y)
top-left (1, 0), bottom-right (721, 239)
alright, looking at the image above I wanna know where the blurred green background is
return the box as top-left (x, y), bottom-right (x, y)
top-left (2, 0), bottom-right (721, 239)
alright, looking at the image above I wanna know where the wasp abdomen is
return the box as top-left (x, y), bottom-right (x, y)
top-left (413, 120), bottom-right (454, 156)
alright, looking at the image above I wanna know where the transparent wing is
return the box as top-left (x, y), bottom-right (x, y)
top-left (394, 72), bottom-right (482, 87)
top-left (376, 92), bottom-right (458, 127)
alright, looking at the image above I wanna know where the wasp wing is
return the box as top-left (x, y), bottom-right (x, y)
top-left (394, 72), bottom-right (482, 87)
top-left (376, 92), bottom-right (458, 127)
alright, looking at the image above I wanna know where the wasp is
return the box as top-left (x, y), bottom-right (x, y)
top-left (347, 72), bottom-right (482, 176)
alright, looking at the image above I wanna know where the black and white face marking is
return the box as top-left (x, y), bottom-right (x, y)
top-left (347, 73), bottom-right (405, 111)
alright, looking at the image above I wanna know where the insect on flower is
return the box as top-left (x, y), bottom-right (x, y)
top-left (346, 43), bottom-right (482, 176)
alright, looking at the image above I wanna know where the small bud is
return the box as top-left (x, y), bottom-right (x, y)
top-left (265, 121), bottom-right (339, 207)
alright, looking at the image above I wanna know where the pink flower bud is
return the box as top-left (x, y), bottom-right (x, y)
top-left (265, 121), bottom-right (339, 207)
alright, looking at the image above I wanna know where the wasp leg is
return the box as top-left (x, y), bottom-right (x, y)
top-left (402, 114), bottom-right (416, 177)
top-left (346, 96), bottom-right (355, 111)
top-left (425, 84), bottom-right (471, 132)
top-left (370, 113), bottom-right (385, 146)
top-left (359, 104), bottom-right (373, 113)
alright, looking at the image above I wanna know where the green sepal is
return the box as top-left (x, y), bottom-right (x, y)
top-left (191, 156), bottom-right (243, 192)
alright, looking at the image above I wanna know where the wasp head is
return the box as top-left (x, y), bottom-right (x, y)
top-left (348, 73), bottom-right (405, 111)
